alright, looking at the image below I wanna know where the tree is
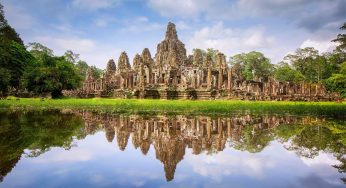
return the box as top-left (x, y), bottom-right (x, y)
top-left (192, 48), bottom-right (222, 63)
top-left (206, 48), bottom-right (220, 61)
top-left (0, 3), bottom-right (31, 91)
top-left (284, 47), bottom-right (328, 83)
top-left (0, 3), bottom-right (23, 45)
top-left (0, 67), bottom-right (10, 95)
top-left (23, 43), bottom-right (82, 98)
top-left (0, 39), bottom-right (34, 90)
top-left (274, 62), bottom-right (304, 82)
top-left (324, 62), bottom-right (346, 98)
top-left (229, 51), bottom-right (273, 81)
top-left (64, 50), bottom-right (80, 64)
top-left (89, 65), bottom-right (103, 79)
top-left (27, 42), bottom-right (53, 59)
top-left (75, 60), bottom-right (89, 80)
top-left (7, 41), bottom-right (35, 88)
top-left (63, 51), bottom-right (99, 81)
top-left (332, 22), bottom-right (346, 52)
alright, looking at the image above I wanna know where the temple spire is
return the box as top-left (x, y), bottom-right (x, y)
top-left (165, 22), bottom-right (178, 40)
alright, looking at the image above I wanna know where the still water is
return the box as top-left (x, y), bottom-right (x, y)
top-left (0, 110), bottom-right (345, 188)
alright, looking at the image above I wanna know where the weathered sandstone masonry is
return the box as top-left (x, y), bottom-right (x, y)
top-left (70, 22), bottom-right (338, 101)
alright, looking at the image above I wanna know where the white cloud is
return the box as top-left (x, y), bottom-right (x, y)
top-left (176, 21), bottom-right (191, 30)
top-left (148, 0), bottom-right (344, 32)
top-left (95, 19), bottom-right (109, 27)
top-left (147, 0), bottom-right (206, 17)
top-left (300, 151), bottom-right (343, 185)
top-left (119, 17), bottom-right (164, 33)
top-left (300, 39), bottom-right (336, 53)
top-left (72, 0), bottom-right (121, 10)
top-left (90, 174), bottom-right (105, 183)
top-left (301, 152), bottom-right (340, 167)
top-left (31, 148), bottom-right (93, 163)
top-left (36, 36), bottom-right (95, 52)
top-left (2, 1), bottom-right (36, 30)
top-left (187, 22), bottom-right (275, 57)
top-left (93, 17), bottom-right (118, 28)
top-left (113, 169), bottom-right (161, 187)
top-left (186, 150), bottom-right (275, 181)
top-left (34, 36), bottom-right (121, 69)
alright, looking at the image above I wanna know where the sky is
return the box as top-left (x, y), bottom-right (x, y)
top-left (1, 0), bottom-right (345, 69)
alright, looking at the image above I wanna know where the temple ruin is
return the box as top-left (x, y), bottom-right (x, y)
top-left (71, 22), bottom-right (338, 101)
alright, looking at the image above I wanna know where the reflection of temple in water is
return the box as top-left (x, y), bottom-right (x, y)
top-left (78, 111), bottom-right (325, 181)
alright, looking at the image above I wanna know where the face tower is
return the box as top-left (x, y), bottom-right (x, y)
top-left (155, 22), bottom-right (187, 69)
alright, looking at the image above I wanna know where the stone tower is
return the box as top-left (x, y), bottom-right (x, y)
top-left (105, 59), bottom-right (116, 76)
top-left (117, 51), bottom-right (131, 73)
top-left (133, 54), bottom-right (142, 72)
top-left (141, 48), bottom-right (154, 67)
top-left (155, 22), bottom-right (187, 69)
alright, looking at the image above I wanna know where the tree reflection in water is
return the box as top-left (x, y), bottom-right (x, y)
top-left (0, 110), bottom-right (345, 183)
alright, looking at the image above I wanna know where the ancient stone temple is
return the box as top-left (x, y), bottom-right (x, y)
top-left (74, 22), bottom-right (338, 101)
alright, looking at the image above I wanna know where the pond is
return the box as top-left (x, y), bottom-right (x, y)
top-left (0, 110), bottom-right (345, 188)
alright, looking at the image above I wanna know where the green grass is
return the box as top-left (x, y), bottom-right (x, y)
top-left (0, 98), bottom-right (345, 117)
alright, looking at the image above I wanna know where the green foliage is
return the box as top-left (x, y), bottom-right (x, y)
top-left (323, 61), bottom-right (346, 98)
top-left (192, 48), bottom-right (205, 55)
top-left (75, 60), bottom-right (89, 80)
top-left (8, 41), bottom-right (35, 87)
top-left (27, 42), bottom-right (54, 59)
top-left (206, 48), bottom-right (220, 61)
top-left (192, 48), bottom-right (221, 62)
top-left (0, 3), bottom-right (33, 92)
top-left (283, 47), bottom-right (343, 84)
top-left (332, 22), bottom-right (346, 52)
top-left (284, 47), bottom-right (319, 82)
top-left (64, 50), bottom-right (80, 64)
top-left (229, 51), bottom-right (273, 80)
top-left (0, 39), bottom-right (34, 89)
top-left (274, 62), bottom-right (304, 82)
top-left (0, 68), bottom-right (10, 95)
top-left (22, 44), bottom-right (82, 98)
top-left (0, 3), bottom-right (23, 45)
top-left (90, 65), bottom-right (103, 79)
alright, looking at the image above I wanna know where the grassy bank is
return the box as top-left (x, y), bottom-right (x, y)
top-left (0, 98), bottom-right (345, 117)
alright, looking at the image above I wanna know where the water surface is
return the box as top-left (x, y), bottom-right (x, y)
top-left (0, 110), bottom-right (345, 188)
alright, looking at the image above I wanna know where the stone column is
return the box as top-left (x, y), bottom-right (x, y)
top-left (100, 79), bottom-right (103, 90)
top-left (228, 70), bottom-right (232, 94)
top-left (191, 75), bottom-right (196, 89)
top-left (197, 72), bottom-right (200, 88)
top-left (218, 69), bottom-right (223, 89)
top-left (207, 67), bottom-right (211, 90)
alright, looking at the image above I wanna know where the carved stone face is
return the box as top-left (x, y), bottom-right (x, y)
top-left (117, 52), bottom-right (131, 73)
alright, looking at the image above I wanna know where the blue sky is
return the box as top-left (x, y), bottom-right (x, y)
top-left (2, 0), bottom-right (345, 69)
